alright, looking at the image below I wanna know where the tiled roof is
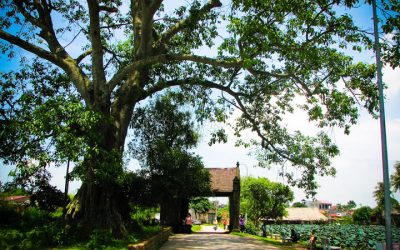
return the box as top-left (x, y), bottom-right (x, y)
top-left (1, 195), bottom-right (30, 203)
top-left (207, 167), bottom-right (239, 193)
top-left (282, 207), bottom-right (328, 221)
top-left (317, 200), bottom-right (332, 205)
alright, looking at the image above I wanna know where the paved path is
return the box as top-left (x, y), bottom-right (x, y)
top-left (159, 232), bottom-right (280, 250)
top-left (198, 225), bottom-right (228, 233)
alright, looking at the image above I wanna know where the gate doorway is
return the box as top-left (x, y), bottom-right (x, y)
top-left (206, 163), bottom-right (241, 231)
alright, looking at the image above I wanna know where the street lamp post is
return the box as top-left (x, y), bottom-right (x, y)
top-left (372, 1), bottom-right (392, 249)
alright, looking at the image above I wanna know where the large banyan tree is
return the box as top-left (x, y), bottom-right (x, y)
top-left (0, 0), bottom-right (398, 236)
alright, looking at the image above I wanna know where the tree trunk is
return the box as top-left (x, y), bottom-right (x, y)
top-left (66, 118), bottom-right (130, 237)
top-left (160, 197), bottom-right (190, 233)
top-left (67, 181), bottom-right (129, 237)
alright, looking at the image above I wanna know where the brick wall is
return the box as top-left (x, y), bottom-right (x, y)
top-left (128, 227), bottom-right (172, 250)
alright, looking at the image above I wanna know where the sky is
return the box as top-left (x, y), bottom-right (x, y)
top-left (0, 1), bottom-right (399, 208)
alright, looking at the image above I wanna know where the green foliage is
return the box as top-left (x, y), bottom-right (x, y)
top-left (0, 204), bottom-right (78, 249)
top-left (1, 0), bottom-right (397, 233)
top-left (241, 177), bottom-right (294, 225)
top-left (292, 201), bottom-right (307, 208)
top-left (391, 162), bottom-right (400, 193)
top-left (0, 60), bottom-right (100, 166)
top-left (259, 224), bottom-right (400, 250)
top-left (130, 206), bottom-right (159, 227)
top-left (0, 203), bottom-right (20, 227)
top-left (336, 200), bottom-right (357, 212)
top-left (191, 225), bottom-right (201, 232)
top-left (373, 181), bottom-right (399, 217)
top-left (189, 197), bottom-right (212, 217)
top-left (130, 94), bottom-right (211, 204)
top-left (30, 182), bottom-right (68, 212)
top-left (217, 204), bottom-right (230, 221)
top-left (379, 0), bottom-right (400, 68)
top-left (353, 206), bottom-right (373, 225)
top-left (0, 203), bottom-right (155, 249)
top-left (243, 220), bottom-right (259, 235)
top-left (85, 230), bottom-right (113, 250)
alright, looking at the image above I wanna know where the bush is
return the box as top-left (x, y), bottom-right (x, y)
top-left (21, 207), bottom-right (49, 228)
top-left (140, 225), bottom-right (162, 238)
top-left (244, 221), bottom-right (259, 235)
top-left (85, 230), bottom-right (113, 250)
top-left (0, 203), bottom-right (20, 227)
top-left (258, 223), bottom-right (400, 249)
top-left (0, 229), bottom-right (24, 249)
top-left (353, 206), bottom-right (373, 225)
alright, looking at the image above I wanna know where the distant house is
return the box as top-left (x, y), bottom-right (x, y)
top-left (1, 195), bottom-right (30, 212)
top-left (306, 200), bottom-right (332, 211)
top-left (1, 195), bottom-right (30, 205)
top-left (277, 207), bottom-right (328, 223)
top-left (190, 208), bottom-right (217, 224)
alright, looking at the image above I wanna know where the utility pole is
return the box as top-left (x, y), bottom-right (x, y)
top-left (372, 0), bottom-right (392, 248)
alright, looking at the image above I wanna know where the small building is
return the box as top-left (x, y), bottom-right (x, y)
top-left (279, 207), bottom-right (328, 223)
top-left (306, 200), bottom-right (332, 211)
top-left (1, 195), bottom-right (30, 205)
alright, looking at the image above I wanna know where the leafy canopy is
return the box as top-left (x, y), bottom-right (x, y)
top-left (0, 0), bottom-right (397, 198)
top-left (189, 197), bottom-right (213, 217)
top-left (240, 176), bottom-right (294, 225)
top-left (130, 94), bottom-right (211, 203)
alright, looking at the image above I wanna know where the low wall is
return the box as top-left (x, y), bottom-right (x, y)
top-left (128, 227), bottom-right (172, 250)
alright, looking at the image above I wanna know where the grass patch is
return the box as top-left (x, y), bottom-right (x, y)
top-left (191, 225), bottom-right (201, 232)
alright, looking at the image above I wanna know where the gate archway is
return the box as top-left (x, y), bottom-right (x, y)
top-left (207, 163), bottom-right (240, 231)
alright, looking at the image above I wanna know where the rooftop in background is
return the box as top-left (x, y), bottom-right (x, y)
top-left (1, 195), bottom-right (30, 204)
top-left (282, 207), bottom-right (328, 222)
top-left (207, 167), bottom-right (239, 194)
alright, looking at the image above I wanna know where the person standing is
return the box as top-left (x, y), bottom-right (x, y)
top-left (261, 222), bottom-right (267, 237)
top-left (291, 228), bottom-right (300, 243)
top-left (213, 217), bottom-right (218, 231)
top-left (239, 214), bottom-right (245, 233)
top-left (309, 229), bottom-right (317, 250)
top-left (185, 213), bottom-right (193, 233)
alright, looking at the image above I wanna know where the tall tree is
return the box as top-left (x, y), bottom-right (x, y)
top-left (0, 0), bottom-right (397, 235)
top-left (241, 177), bottom-right (294, 225)
top-left (130, 94), bottom-right (211, 229)
top-left (352, 206), bottom-right (373, 225)
top-left (391, 162), bottom-right (400, 192)
top-left (292, 201), bottom-right (307, 208)
top-left (373, 181), bottom-right (399, 224)
top-left (189, 197), bottom-right (212, 219)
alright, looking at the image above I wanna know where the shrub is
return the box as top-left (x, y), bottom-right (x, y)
top-left (0, 203), bottom-right (21, 227)
top-left (85, 229), bottom-right (113, 250)
top-left (0, 229), bottom-right (24, 249)
top-left (353, 206), bottom-right (373, 225)
top-left (244, 221), bottom-right (259, 235)
top-left (21, 206), bottom-right (49, 228)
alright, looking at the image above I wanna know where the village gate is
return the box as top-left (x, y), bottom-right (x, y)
top-left (207, 163), bottom-right (240, 231)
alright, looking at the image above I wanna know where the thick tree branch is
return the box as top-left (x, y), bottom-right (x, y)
top-left (289, 73), bottom-right (313, 96)
top-left (0, 29), bottom-right (60, 64)
top-left (0, 29), bottom-right (92, 104)
top-left (76, 50), bottom-right (92, 64)
top-left (87, 0), bottom-right (108, 103)
top-left (149, 0), bottom-right (163, 17)
top-left (99, 5), bottom-right (118, 13)
top-left (154, 0), bottom-right (222, 50)
top-left (108, 54), bottom-right (242, 91)
top-left (145, 77), bottom-right (292, 162)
